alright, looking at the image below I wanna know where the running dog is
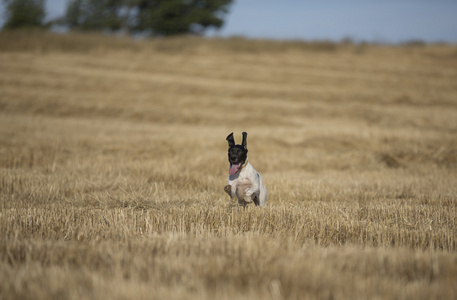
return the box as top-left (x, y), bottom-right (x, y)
top-left (224, 132), bottom-right (267, 207)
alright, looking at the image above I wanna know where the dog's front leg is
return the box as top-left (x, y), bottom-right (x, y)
top-left (244, 183), bottom-right (259, 203)
top-left (224, 184), bottom-right (236, 199)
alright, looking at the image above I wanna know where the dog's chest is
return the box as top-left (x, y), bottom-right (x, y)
top-left (234, 176), bottom-right (252, 198)
top-left (228, 165), bottom-right (254, 198)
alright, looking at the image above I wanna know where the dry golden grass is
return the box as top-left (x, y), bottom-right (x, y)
top-left (1, 30), bottom-right (457, 299)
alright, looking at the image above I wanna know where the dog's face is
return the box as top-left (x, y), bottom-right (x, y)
top-left (226, 132), bottom-right (248, 175)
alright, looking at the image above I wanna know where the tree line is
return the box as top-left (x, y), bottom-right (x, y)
top-left (1, 0), bottom-right (233, 36)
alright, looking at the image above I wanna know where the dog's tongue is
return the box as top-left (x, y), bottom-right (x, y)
top-left (229, 163), bottom-right (241, 175)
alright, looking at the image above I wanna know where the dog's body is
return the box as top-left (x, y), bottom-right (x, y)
top-left (224, 132), bottom-right (267, 207)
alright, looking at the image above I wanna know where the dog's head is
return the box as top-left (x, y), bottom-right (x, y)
top-left (226, 132), bottom-right (248, 175)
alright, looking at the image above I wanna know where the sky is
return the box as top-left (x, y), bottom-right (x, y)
top-left (1, 0), bottom-right (456, 43)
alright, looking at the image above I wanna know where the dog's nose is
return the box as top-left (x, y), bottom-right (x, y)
top-left (230, 156), bottom-right (236, 161)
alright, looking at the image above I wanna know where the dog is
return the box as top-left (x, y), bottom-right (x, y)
top-left (224, 132), bottom-right (267, 207)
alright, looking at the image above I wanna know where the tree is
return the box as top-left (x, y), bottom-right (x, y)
top-left (2, 0), bottom-right (46, 29)
top-left (61, 0), bottom-right (233, 36)
top-left (62, 0), bottom-right (124, 32)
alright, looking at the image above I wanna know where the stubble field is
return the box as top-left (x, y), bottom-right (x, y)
top-left (1, 31), bottom-right (456, 299)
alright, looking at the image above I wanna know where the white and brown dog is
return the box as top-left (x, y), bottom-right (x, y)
top-left (224, 132), bottom-right (267, 207)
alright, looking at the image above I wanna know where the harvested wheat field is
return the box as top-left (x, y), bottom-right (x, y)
top-left (1, 30), bottom-right (457, 299)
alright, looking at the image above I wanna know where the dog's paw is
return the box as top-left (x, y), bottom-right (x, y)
top-left (244, 194), bottom-right (253, 203)
top-left (224, 185), bottom-right (232, 196)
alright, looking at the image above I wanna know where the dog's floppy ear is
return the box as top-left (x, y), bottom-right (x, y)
top-left (226, 132), bottom-right (235, 148)
top-left (241, 132), bottom-right (248, 149)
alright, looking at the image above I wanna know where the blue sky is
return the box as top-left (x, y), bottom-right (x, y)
top-left (1, 0), bottom-right (456, 43)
